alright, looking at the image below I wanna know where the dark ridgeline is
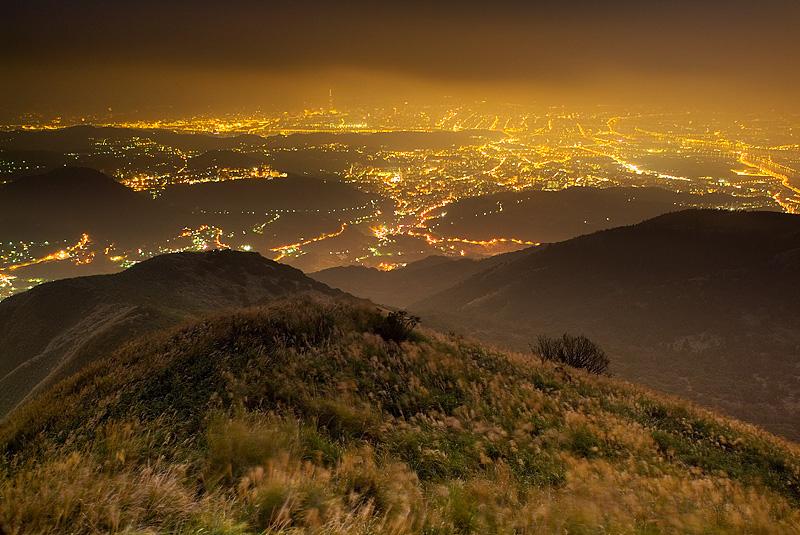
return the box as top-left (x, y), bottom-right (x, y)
top-left (0, 125), bottom-right (267, 154)
top-left (314, 255), bottom-right (496, 308)
top-left (159, 175), bottom-right (373, 214)
top-left (265, 130), bottom-right (507, 151)
top-left (186, 149), bottom-right (271, 171)
top-left (0, 126), bottom-right (504, 181)
top-left (428, 186), bottom-right (780, 244)
top-left (0, 126), bottom-right (269, 181)
top-left (314, 209), bottom-right (800, 440)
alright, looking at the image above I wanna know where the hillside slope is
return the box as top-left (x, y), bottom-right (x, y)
top-left (412, 209), bottom-right (800, 439)
top-left (0, 250), bottom-right (342, 418)
top-left (159, 175), bottom-right (374, 213)
top-left (1, 298), bottom-right (798, 533)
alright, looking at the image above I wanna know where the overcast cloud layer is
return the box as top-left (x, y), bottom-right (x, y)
top-left (3, 0), bottom-right (799, 115)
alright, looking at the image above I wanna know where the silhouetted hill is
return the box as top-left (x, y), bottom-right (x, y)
top-left (412, 210), bottom-right (800, 439)
top-left (159, 175), bottom-right (375, 213)
top-left (187, 149), bottom-right (271, 171)
top-left (313, 251), bottom-right (527, 307)
top-left (0, 167), bottom-right (176, 243)
top-left (429, 186), bottom-right (779, 243)
top-left (1, 298), bottom-right (798, 532)
top-left (2, 165), bottom-right (140, 197)
top-left (0, 250), bottom-right (343, 419)
top-left (0, 149), bottom-right (68, 179)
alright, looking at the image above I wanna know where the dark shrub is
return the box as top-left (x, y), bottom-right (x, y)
top-left (534, 334), bottom-right (610, 375)
top-left (373, 310), bottom-right (420, 343)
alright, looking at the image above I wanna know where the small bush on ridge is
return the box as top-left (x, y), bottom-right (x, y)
top-left (534, 334), bottom-right (610, 375)
top-left (373, 310), bottom-right (420, 343)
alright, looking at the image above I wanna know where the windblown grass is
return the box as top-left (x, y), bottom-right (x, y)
top-left (1, 298), bottom-right (798, 533)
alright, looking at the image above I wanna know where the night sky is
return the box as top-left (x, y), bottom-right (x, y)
top-left (3, 0), bottom-right (799, 115)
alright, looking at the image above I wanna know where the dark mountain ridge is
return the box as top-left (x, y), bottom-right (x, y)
top-left (430, 186), bottom-right (780, 243)
top-left (159, 174), bottom-right (374, 213)
top-left (313, 250), bottom-right (529, 308)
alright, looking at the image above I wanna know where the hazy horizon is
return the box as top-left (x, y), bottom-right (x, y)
top-left (3, 0), bottom-right (800, 118)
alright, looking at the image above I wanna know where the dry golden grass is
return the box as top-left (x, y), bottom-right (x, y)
top-left (0, 298), bottom-right (798, 533)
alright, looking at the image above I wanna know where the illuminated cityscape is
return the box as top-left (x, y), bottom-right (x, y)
top-left (1, 104), bottom-right (798, 299)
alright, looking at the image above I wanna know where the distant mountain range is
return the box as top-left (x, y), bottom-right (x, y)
top-left (186, 149), bottom-right (271, 171)
top-left (265, 130), bottom-right (506, 151)
top-left (0, 125), bottom-right (501, 155)
top-left (0, 250), bottom-right (345, 418)
top-left (314, 210), bottom-right (800, 439)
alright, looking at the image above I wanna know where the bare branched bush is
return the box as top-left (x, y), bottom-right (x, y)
top-left (534, 334), bottom-right (610, 375)
top-left (373, 310), bottom-right (420, 343)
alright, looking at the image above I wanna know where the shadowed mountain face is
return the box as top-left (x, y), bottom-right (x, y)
top-left (428, 186), bottom-right (779, 243)
top-left (313, 251), bottom-right (530, 308)
top-left (314, 210), bottom-right (800, 440)
top-left (159, 175), bottom-right (374, 213)
top-left (314, 256), bottom-right (487, 308)
top-left (0, 167), bottom-right (176, 243)
top-left (0, 250), bottom-right (344, 419)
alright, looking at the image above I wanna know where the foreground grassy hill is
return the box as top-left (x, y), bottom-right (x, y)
top-left (1, 298), bottom-right (799, 533)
